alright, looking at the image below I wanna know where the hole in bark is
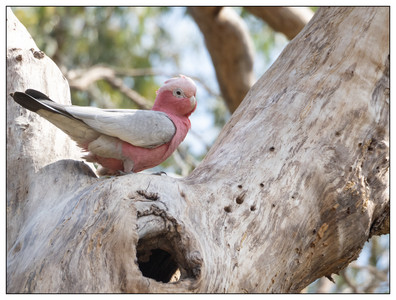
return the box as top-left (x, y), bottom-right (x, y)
top-left (224, 205), bottom-right (232, 213)
top-left (136, 247), bottom-right (180, 283)
top-left (236, 191), bottom-right (246, 204)
top-left (269, 146), bottom-right (275, 152)
top-left (236, 197), bottom-right (244, 204)
top-left (136, 216), bottom-right (202, 284)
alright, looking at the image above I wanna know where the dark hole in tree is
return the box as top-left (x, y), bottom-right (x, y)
top-left (137, 248), bottom-right (179, 283)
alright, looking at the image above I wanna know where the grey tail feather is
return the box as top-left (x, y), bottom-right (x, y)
top-left (25, 89), bottom-right (53, 101)
top-left (11, 90), bottom-right (78, 121)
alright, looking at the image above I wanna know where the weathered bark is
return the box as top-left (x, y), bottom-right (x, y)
top-left (188, 7), bottom-right (255, 113)
top-left (245, 7), bottom-right (314, 40)
top-left (7, 7), bottom-right (389, 293)
top-left (6, 8), bottom-right (89, 250)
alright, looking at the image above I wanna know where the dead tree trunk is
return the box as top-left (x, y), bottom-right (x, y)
top-left (7, 7), bottom-right (389, 293)
top-left (6, 8), bottom-right (90, 252)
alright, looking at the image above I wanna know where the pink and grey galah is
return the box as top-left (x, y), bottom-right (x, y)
top-left (11, 75), bottom-right (197, 175)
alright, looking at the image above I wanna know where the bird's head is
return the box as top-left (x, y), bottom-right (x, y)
top-left (153, 75), bottom-right (197, 117)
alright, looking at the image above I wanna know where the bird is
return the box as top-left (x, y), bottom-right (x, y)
top-left (10, 75), bottom-right (197, 176)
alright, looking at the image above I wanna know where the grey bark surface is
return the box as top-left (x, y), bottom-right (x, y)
top-left (7, 7), bottom-right (389, 293)
top-left (6, 8), bottom-right (88, 250)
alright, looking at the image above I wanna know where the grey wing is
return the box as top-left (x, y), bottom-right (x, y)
top-left (65, 106), bottom-right (176, 148)
top-left (11, 91), bottom-right (100, 145)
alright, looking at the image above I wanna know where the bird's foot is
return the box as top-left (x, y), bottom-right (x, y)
top-left (98, 167), bottom-right (133, 177)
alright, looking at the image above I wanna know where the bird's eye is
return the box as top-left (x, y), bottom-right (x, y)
top-left (173, 88), bottom-right (184, 98)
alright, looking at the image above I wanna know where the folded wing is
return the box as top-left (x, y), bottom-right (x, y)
top-left (65, 106), bottom-right (176, 148)
top-left (11, 89), bottom-right (176, 148)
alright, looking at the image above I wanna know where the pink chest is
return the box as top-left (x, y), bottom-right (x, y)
top-left (122, 114), bottom-right (190, 172)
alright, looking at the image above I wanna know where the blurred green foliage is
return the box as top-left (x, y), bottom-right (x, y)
top-left (14, 7), bottom-right (172, 108)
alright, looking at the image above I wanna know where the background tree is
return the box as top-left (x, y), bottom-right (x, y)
top-left (6, 6), bottom-right (390, 292)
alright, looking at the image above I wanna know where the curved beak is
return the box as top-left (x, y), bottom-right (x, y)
top-left (190, 95), bottom-right (197, 110)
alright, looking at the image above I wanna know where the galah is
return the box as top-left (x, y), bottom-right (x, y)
top-left (11, 75), bottom-right (197, 175)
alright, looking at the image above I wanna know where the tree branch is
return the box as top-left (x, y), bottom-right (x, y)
top-left (67, 65), bottom-right (221, 110)
top-left (188, 7), bottom-right (255, 113)
top-left (340, 269), bottom-right (359, 293)
top-left (67, 65), bottom-right (152, 109)
top-left (245, 7), bottom-right (314, 40)
top-left (6, 7), bottom-right (91, 252)
top-left (111, 67), bottom-right (221, 98)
